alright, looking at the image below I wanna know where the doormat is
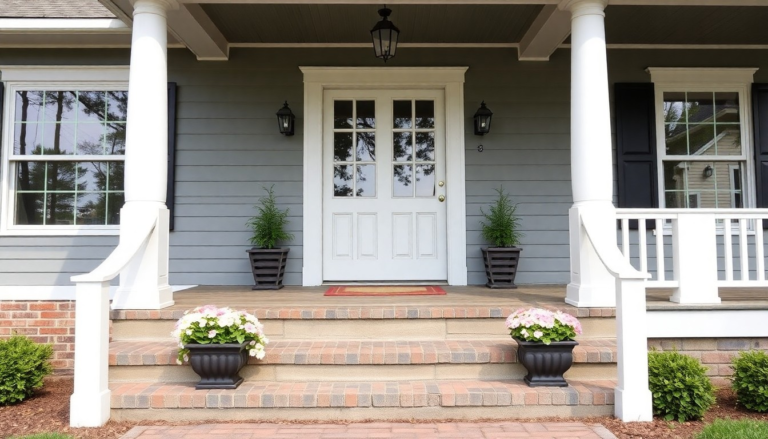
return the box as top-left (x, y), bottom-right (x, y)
top-left (324, 286), bottom-right (447, 296)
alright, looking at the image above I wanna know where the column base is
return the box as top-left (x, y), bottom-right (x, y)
top-left (614, 387), bottom-right (653, 422)
top-left (70, 389), bottom-right (111, 427)
top-left (565, 282), bottom-right (615, 308)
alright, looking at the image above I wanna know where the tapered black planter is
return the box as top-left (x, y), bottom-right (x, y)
top-left (482, 247), bottom-right (522, 289)
top-left (186, 342), bottom-right (249, 389)
top-left (514, 338), bottom-right (578, 387)
top-left (247, 247), bottom-right (289, 290)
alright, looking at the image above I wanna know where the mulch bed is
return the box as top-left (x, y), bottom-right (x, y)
top-left (1, 378), bottom-right (767, 439)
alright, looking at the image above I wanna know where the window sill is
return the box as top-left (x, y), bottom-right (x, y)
top-left (0, 226), bottom-right (120, 237)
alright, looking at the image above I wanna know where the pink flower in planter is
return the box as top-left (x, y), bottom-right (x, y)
top-left (207, 330), bottom-right (217, 338)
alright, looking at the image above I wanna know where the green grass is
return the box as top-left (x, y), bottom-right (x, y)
top-left (9, 434), bottom-right (74, 439)
top-left (696, 419), bottom-right (768, 439)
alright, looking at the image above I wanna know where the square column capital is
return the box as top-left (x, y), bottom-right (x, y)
top-left (559, 0), bottom-right (608, 17)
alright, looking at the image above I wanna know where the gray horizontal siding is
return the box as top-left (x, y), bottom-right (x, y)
top-left (4, 47), bottom-right (768, 288)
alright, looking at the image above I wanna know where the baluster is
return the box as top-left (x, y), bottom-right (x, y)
top-left (655, 218), bottom-right (665, 281)
top-left (724, 218), bottom-right (733, 281)
top-left (639, 219), bottom-right (647, 273)
top-left (621, 218), bottom-right (630, 262)
top-left (740, 219), bottom-right (749, 281)
top-left (757, 219), bottom-right (765, 281)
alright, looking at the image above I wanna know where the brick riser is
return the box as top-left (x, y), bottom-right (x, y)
top-left (110, 379), bottom-right (616, 422)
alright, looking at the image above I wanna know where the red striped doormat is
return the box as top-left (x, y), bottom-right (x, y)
top-left (324, 285), bottom-right (447, 296)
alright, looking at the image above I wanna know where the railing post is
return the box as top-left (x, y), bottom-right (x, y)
top-left (614, 277), bottom-right (653, 421)
top-left (69, 281), bottom-right (111, 427)
top-left (671, 214), bottom-right (720, 304)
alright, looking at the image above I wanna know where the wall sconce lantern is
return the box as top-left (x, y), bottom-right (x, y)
top-left (473, 101), bottom-right (493, 135)
top-left (370, 6), bottom-right (400, 62)
top-left (703, 165), bottom-right (714, 178)
top-left (276, 101), bottom-right (295, 136)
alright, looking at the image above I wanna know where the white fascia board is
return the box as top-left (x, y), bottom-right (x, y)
top-left (0, 285), bottom-right (196, 301)
top-left (647, 309), bottom-right (768, 338)
top-left (0, 18), bottom-right (129, 32)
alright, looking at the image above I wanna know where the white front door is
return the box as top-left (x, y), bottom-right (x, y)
top-left (322, 89), bottom-right (448, 281)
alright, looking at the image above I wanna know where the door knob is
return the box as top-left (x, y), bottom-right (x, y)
top-left (438, 195), bottom-right (445, 202)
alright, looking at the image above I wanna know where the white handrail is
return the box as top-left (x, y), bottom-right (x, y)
top-left (71, 216), bottom-right (156, 283)
top-left (69, 214), bottom-right (157, 428)
top-left (582, 211), bottom-right (649, 280)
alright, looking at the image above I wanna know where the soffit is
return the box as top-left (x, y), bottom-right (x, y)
top-left (0, 0), bottom-right (114, 18)
top-left (604, 5), bottom-right (768, 45)
top-left (200, 4), bottom-right (543, 44)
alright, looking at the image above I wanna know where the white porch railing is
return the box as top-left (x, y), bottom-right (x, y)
top-left (68, 216), bottom-right (157, 427)
top-left (616, 208), bottom-right (768, 304)
top-left (579, 208), bottom-right (653, 422)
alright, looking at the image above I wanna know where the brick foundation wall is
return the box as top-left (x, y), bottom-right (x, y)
top-left (648, 338), bottom-right (768, 386)
top-left (0, 301), bottom-right (76, 374)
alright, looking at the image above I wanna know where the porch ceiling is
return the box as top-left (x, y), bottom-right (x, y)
top-left (200, 4), bottom-right (544, 44)
top-left (199, 3), bottom-right (768, 46)
top-left (604, 5), bottom-right (768, 45)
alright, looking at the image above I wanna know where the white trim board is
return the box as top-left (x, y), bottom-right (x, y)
top-left (647, 310), bottom-right (768, 338)
top-left (0, 19), bottom-right (129, 32)
top-left (0, 285), bottom-right (196, 301)
top-left (300, 67), bottom-right (469, 286)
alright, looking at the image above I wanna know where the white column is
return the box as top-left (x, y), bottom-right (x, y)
top-left (111, 0), bottom-right (178, 310)
top-left (69, 282), bottom-right (111, 427)
top-left (562, 0), bottom-right (617, 307)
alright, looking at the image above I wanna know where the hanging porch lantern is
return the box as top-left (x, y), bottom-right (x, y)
top-left (276, 101), bottom-right (295, 136)
top-left (370, 7), bottom-right (400, 62)
top-left (473, 101), bottom-right (493, 135)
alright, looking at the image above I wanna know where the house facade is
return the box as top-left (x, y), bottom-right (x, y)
top-left (2, 0), bottom-right (768, 428)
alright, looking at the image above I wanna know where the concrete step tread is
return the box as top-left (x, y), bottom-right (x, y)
top-left (110, 379), bottom-right (616, 409)
top-left (111, 306), bottom-right (615, 321)
top-left (109, 339), bottom-right (617, 366)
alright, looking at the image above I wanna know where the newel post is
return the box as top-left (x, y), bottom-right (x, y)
top-left (111, 0), bottom-right (177, 310)
top-left (562, 0), bottom-right (617, 307)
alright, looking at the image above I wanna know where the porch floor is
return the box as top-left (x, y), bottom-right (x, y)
top-left (157, 285), bottom-right (768, 314)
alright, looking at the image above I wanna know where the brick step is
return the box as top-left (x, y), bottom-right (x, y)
top-left (110, 339), bottom-right (617, 366)
top-left (112, 316), bottom-right (617, 341)
top-left (110, 379), bottom-right (616, 422)
top-left (108, 339), bottom-right (617, 383)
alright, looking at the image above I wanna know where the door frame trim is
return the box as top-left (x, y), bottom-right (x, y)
top-left (300, 67), bottom-right (469, 286)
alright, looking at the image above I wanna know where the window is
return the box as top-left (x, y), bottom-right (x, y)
top-left (1, 66), bottom-right (129, 235)
top-left (650, 68), bottom-right (757, 210)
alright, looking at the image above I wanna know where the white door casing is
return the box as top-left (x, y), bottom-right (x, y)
top-left (300, 67), bottom-right (468, 286)
top-left (323, 90), bottom-right (446, 281)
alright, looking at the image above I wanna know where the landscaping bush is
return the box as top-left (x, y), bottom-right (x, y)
top-left (648, 351), bottom-right (716, 422)
top-left (731, 350), bottom-right (768, 412)
top-left (0, 335), bottom-right (53, 405)
top-left (695, 419), bottom-right (768, 439)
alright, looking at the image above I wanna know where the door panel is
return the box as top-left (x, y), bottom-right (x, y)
top-left (323, 90), bottom-right (447, 281)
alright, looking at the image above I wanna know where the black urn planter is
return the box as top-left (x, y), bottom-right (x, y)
top-left (514, 338), bottom-right (578, 387)
top-left (186, 342), bottom-right (249, 390)
top-left (482, 247), bottom-right (522, 289)
top-left (246, 247), bottom-right (289, 290)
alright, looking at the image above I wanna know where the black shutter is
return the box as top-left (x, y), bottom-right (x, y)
top-left (752, 85), bottom-right (768, 222)
top-left (167, 82), bottom-right (177, 231)
top-left (615, 83), bottom-right (658, 211)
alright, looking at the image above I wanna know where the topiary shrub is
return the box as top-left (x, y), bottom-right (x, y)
top-left (731, 350), bottom-right (768, 412)
top-left (0, 335), bottom-right (53, 405)
top-left (648, 350), bottom-right (716, 422)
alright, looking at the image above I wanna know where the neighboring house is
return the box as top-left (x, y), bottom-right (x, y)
top-left (2, 0), bottom-right (768, 428)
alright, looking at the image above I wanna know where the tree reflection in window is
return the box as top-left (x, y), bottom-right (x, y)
top-left (13, 90), bottom-right (126, 225)
top-left (333, 100), bottom-right (376, 197)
